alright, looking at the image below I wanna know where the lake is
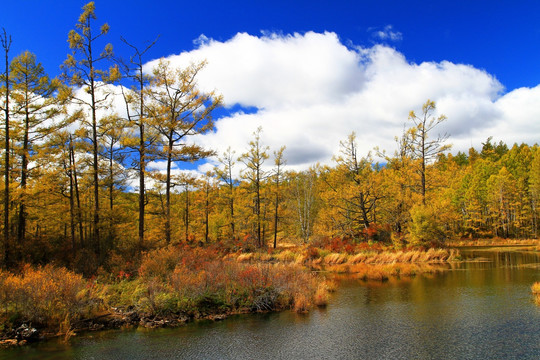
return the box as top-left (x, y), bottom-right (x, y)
top-left (2, 247), bottom-right (540, 359)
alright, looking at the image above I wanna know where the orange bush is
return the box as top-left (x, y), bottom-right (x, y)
top-left (313, 284), bottom-right (329, 307)
top-left (0, 265), bottom-right (100, 329)
top-left (138, 246), bottom-right (184, 280)
top-left (293, 293), bottom-right (310, 313)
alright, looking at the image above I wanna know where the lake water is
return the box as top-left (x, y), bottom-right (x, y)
top-left (2, 247), bottom-right (540, 359)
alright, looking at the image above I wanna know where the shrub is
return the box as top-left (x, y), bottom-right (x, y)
top-left (407, 204), bottom-right (448, 246)
top-left (306, 246), bottom-right (321, 260)
top-left (275, 250), bottom-right (297, 262)
top-left (293, 293), bottom-right (310, 313)
top-left (0, 265), bottom-right (100, 330)
top-left (138, 246), bottom-right (184, 280)
top-left (313, 284), bottom-right (329, 307)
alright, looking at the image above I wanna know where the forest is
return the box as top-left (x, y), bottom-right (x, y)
top-left (0, 2), bottom-right (538, 273)
top-left (0, 2), bottom-right (539, 343)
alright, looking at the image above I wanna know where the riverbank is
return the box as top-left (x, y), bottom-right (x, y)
top-left (0, 242), bottom-right (459, 347)
top-left (0, 245), bottom-right (333, 347)
top-left (3, 246), bottom-right (539, 359)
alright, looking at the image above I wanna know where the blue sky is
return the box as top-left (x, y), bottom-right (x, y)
top-left (1, 0), bottom-right (539, 174)
top-left (3, 0), bottom-right (539, 90)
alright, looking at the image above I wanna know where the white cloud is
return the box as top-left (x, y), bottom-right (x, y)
top-left (147, 161), bottom-right (174, 171)
top-left (144, 31), bottom-right (365, 110)
top-left (372, 25), bottom-right (403, 42)
top-left (139, 31), bottom-right (538, 175)
top-left (491, 85), bottom-right (540, 145)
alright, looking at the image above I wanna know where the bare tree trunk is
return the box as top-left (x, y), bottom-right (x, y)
top-left (139, 122), bottom-right (145, 249)
top-left (228, 166), bottom-right (235, 239)
top-left (205, 183), bottom-right (209, 243)
top-left (165, 135), bottom-right (173, 244)
top-left (70, 137), bottom-right (84, 249)
top-left (17, 90), bottom-right (30, 246)
top-left (68, 148), bottom-right (76, 257)
top-left (256, 170), bottom-right (262, 247)
top-left (273, 193), bottom-right (279, 249)
top-left (184, 184), bottom-right (190, 243)
top-left (88, 44), bottom-right (101, 258)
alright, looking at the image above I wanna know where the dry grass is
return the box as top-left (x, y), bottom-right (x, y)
top-left (532, 282), bottom-right (540, 306)
top-left (101, 246), bottom-right (330, 319)
top-left (313, 284), bottom-right (329, 307)
top-left (348, 253), bottom-right (368, 264)
top-left (275, 250), bottom-right (298, 262)
top-left (323, 253), bottom-right (349, 265)
top-left (262, 245), bottom-right (457, 282)
top-left (324, 262), bottom-right (445, 281)
top-left (294, 254), bottom-right (306, 265)
top-left (323, 279), bottom-right (338, 292)
top-left (293, 293), bottom-right (311, 313)
top-left (339, 249), bottom-right (457, 266)
top-left (0, 265), bottom-right (100, 332)
top-left (237, 253), bottom-right (254, 262)
top-left (232, 245), bottom-right (457, 292)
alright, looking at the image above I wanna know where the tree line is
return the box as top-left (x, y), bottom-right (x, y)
top-left (0, 3), bottom-right (538, 272)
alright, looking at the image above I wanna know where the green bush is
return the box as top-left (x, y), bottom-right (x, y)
top-left (407, 204), bottom-right (446, 246)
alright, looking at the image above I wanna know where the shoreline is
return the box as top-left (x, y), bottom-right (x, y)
top-left (0, 245), bottom-right (485, 348)
top-left (0, 308), bottom-right (252, 348)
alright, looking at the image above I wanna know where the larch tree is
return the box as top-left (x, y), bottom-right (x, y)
top-left (291, 168), bottom-right (318, 244)
top-left (50, 130), bottom-right (81, 256)
top-left (178, 174), bottom-right (197, 243)
top-left (331, 132), bottom-right (381, 237)
top-left (0, 28), bottom-right (12, 267)
top-left (240, 127), bottom-right (269, 247)
top-left (214, 147), bottom-right (238, 239)
top-left (148, 59), bottom-right (222, 244)
top-left (377, 129), bottom-right (418, 239)
top-left (197, 172), bottom-right (216, 243)
top-left (486, 167), bottom-right (517, 237)
top-left (407, 99), bottom-right (451, 204)
top-left (99, 114), bottom-right (128, 249)
top-left (9, 51), bottom-right (65, 246)
top-left (272, 146), bottom-right (286, 248)
top-left (117, 36), bottom-right (159, 250)
top-left (61, 1), bottom-right (119, 258)
top-left (529, 148), bottom-right (540, 237)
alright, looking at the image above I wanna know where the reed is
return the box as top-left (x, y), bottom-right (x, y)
top-left (293, 293), bottom-right (311, 313)
top-left (275, 250), bottom-right (298, 262)
top-left (237, 253), bottom-right (254, 262)
top-left (323, 253), bottom-right (349, 265)
top-left (313, 284), bottom-right (329, 307)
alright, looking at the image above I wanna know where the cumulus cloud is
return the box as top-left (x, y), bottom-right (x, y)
top-left (139, 31), bottom-right (538, 175)
top-left (144, 32), bottom-right (365, 110)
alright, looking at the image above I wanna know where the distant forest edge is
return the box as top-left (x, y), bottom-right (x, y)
top-left (0, 2), bottom-right (538, 273)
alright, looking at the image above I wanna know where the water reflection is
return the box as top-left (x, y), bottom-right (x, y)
top-left (459, 246), bottom-right (540, 267)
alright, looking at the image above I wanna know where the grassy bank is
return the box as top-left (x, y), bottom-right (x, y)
top-left (0, 240), bottom-right (460, 346)
top-left (0, 245), bottom-right (333, 346)
top-left (102, 246), bottom-right (332, 319)
top-left (0, 265), bottom-right (101, 345)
